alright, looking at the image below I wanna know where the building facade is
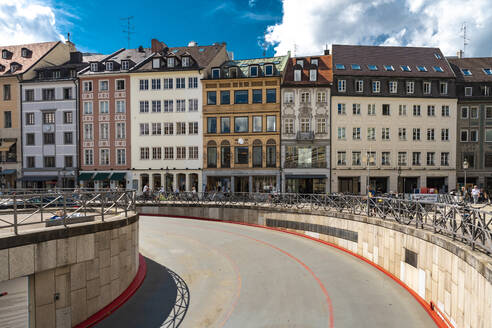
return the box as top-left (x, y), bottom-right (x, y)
top-left (331, 45), bottom-right (457, 194)
top-left (130, 39), bottom-right (228, 193)
top-left (448, 57), bottom-right (492, 191)
top-left (281, 53), bottom-right (332, 193)
top-left (203, 55), bottom-right (288, 193)
top-left (0, 41), bottom-right (70, 188)
top-left (20, 51), bottom-right (88, 188)
top-left (78, 48), bottom-right (150, 189)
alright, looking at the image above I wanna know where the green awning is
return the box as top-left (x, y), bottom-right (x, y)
top-left (93, 173), bottom-right (110, 181)
top-left (78, 172), bottom-right (93, 181)
top-left (110, 172), bottom-right (126, 181)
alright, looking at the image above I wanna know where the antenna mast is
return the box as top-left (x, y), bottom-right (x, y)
top-left (121, 16), bottom-right (135, 49)
top-left (460, 22), bottom-right (469, 57)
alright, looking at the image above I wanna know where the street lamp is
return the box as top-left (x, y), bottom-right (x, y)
top-left (463, 159), bottom-right (469, 192)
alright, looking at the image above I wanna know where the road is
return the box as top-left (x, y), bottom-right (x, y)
top-left (102, 215), bottom-right (436, 328)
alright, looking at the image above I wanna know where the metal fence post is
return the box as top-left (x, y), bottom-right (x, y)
top-left (63, 192), bottom-right (67, 228)
top-left (13, 195), bottom-right (18, 235)
top-left (101, 192), bottom-right (105, 222)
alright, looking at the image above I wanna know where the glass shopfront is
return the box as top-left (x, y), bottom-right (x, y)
top-left (253, 176), bottom-right (277, 192)
top-left (286, 176), bottom-right (326, 194)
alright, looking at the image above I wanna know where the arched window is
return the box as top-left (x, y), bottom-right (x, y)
top-left (220, 140), bottom-right (230, 168)
top-left (207, 140), bottom-right (217, 168)
top-left (252, 140), bottom-right (262, 168)
top-left (266, 139), bottom-right (276, 168)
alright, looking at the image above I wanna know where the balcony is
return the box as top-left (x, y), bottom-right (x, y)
top-left (296, 131), bottom-right (314, 141)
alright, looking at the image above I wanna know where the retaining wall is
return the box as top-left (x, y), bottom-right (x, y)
top-left (140, 205), bottom-right (492, 328)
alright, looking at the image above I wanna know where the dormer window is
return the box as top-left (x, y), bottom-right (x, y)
top-left (462, 69), bottom-right (472, 76)
top-left (264, 64), bottom-right (273, 76)
top-left (21, 48), bottom-right (30, 58)
top-left (294, 69), bottom-right (301, 82)
top-left (182, 56), bottom-right (190, 67)
top-left (309, 69), bottom-right (317, 81)
top-left (433, 66), bottom-right (444, 72)
top-left (416, 66), bottom-right (427, 72)
top-left (250, 65), bottom-right (258, 77)
top-left (335, 64), bottom-right (345, 70)
top-left (368, 65), bottom-right (378, 71)
top-left (10, 63), bottom-right (20, 72)
top-left (152, 58), bottom-right (160, 69)
top-left (70, 70), bottom-right (77, 78)
top-left (297, 59), bottom-right (304, 67)
top-left (53, 70), bottom-right (61, 79)
top-left (2, 50), bottom-right (9, 59)
top-left (384, 65), bottom-right (395, 71)
top-left (311, 59), bottom-right (318, 66)
top-left (351, 64), bottom-right (361, 70)
top-left (167, 57), bottom-right (175, 68)
top-left (229, 67), bottom-right (237, 78)
top-left (400, 65), bottom-right (411, 72)
top-left (483, 68), bottom-right (492, 75)
top-left (105, 62), bottom-right (113, 71)
top-left (90, 63), bottom-right (98, 72)
top-left (121, 60), bottom-right (129, 70)
top-left (212, 68), bottom-right (220, 79)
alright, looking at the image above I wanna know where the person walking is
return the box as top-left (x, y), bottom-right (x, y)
top-left (471, 185), bottom-right (480, 204)
top-left (142, 184), bottom-right (149, 200)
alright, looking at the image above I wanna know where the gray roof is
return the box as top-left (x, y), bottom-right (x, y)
top-left (447, 57), bottom-right (492, 82)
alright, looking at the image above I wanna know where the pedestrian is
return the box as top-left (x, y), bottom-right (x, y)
top-left (142, 184), bottom-right (149, 199)
top-left (471, 185), bottom-right (480, 204)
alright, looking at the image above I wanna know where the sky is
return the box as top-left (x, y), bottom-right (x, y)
top-left (0, 0), bottom-right (491, 59)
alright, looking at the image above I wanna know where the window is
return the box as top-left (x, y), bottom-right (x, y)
top-left (164, 147), bottom-right (174, 160)
top-left (284, 92), bottom-right (294, 104)
top-left (266, 89), bottom-right (276, 103)
top-left (3, 111), bottom-right (11, 128)
top-left (300, 118), bottom-right (310, 132)
top-left (163, 100), bottom-right (173, 112)
top-left (352, 127), bottom-right (361, 140)
top-left (152, 122), bottom-right (162, 135)
top-left (42, 88), bottom-right (55, 101)
top-left (139, 101), bottom-right (149, 113)
top-left (486, 129), bottom-right (492, 142)
top-left (44, 156), bottom-right (55, 168)
top-left (27, 156), bottom-right (35, 168)
top-left (219, 90), bottom-right (230, 105)
top-left (440, 82), bottom-right (448, 95)
top-left (253, 145), bottom-right (262, 168)
top-left (372, 81), bottom-right (380, 93)
top-left (384, 65), bottom-right (394, 71)
top-left (99, 123), bottom-right (109, 140)
top-left (84, 124), bottom-right (93, 140)
top-left (413, 105), bottom-right (421, 116)
top-left (140, 123), bottom-right (149, 136)
top-left (228, 67), bottom-right (237, 78)
top-left (188, 99), bottom-right (198, 112)
top-left (152, 58), bottom-right (160, 69)
top-left (460, 129), bottom-right (468, 142)
top-left (398, 152), bottom-right (407, 166)
top-left (99, 100), bottom-right (109, 114)
top-left (382, 128), bottom-right (390, 140)
top-left (189, 146), bottom-right (199, 160)
top-left (465, 87), bottom-right (472, 97)
top-left (440, 152), bottom-right (449, 166)
top-left (470, 129), bottom-right (478, 142)
top-left (83, 101), bottom-right (93, 115)
top-left (176, 147), bottom-right (186, 160)
top-left (462, 68), bottom-right (472, 76)
top-left (481, 86), bottom-right (490, 96)
top-left (367, 127), bottom-right (376, 141)
top-left (441, 105), bottom-right (449, 117)
top-left (25, 89), bottom-right (34, 101)
top-left (84, 149), bottom-right (93, 165)
top-left (117, 149), bottom-right (126, 165)
top-left (423, 82), bottom-right (431, 94)
top-left (427, 128), bottom-right (435, 141)
top-left (317, 92), bottom-right (326, 103)
top-left (176, 122), bottom-right (186, 135)
top-left (294, 69), bottom-right (301, 82)
top-left (152, 147), bottom-right (162, 160)
top-left (399, 128), bottom-right (407, 141)
top-left (63, 88), bottom-right (72, 100)
top-left (121, 61), bottom-right (129, 70)
top-left (83, 81), bottom-right (92, 92)
top-left (337, 127), bottom-right (346, 140)
top-left (368, 104), bottom-right (376, 116)
top-left (25, 112), bottom-right (35, 125)
top-left (317, 118), bottom-right (326, 134)
top-left (309, 69), bottom-right (317, 81)
top-left (252, 89), bottom-right (262, 103)
top-left (400, 65), bottom-right (411, 72)
top-left (433, 66), bottom-right (444, 73)
top-left (176, 78), bottom-right (185, 89)
top-left (382, 104), bottom-right (390, 116)
top-left (164, 122), bottom-right (174, 135)
top-left (352, 103), bottom-right (361, 115)
top-left (470, 107), bottom-right (478, 119)
top-left (338, 80), bottom-right (346, 92)
top-left (188, 77), bottom-right (198, 88)
top-left (266, 144), bottom-right (276, 168)
top-left (335, 64), bottom-right (345, 70)
top-left (399, 105), bottom-right (407, 116)
top-left (427, 105), bottom-right (435, 116)
top-left (116, 122), bottom-right (126, 139)
top-left (64, 132), bottom-right (73, 144)
top-left (413, 128), bottom-right (421, 141)
top-left (416, 66), bottom-right (427, 72)
top-left (426, 152), bottom-right (435, 166)
top-left (406, 81), bottom-right (414, 94)
top-left (116, 100), bottom-right (126, 113)
top-left (264, 64), bottom-right (273, 76)
top-left (211, 68), bottom-right (220, 79)
top-left (139, 79), bottom-right (149, 90)
top-left (207, 117), bottom-right (217, 133)
top-left (337, 151), bottom-right (346, 165)
top-left (181, 57), bottom-right (190, 67)
top-left (461, 106), bottom-right (469, 119)
top-left (412, 152), bottom-right (421, 166)
top-left (441, 128), bottom-right (449, 141)
top-left (284, 118), bottom-right (294, 134)
top-left (220, 117), bottom-right (230, 133)
top-left (389, 81), bottom-right (398, 93)
top-left (43, 133), bottom-right (55, 145)
top-left (26, 133), bottom-right (35, 145)
top-left (234, 90), bottom-right (248, 104)
top-left (266, 116), bottom-right (276, 132)
top-left (90, 63), bottom-right (98, 72)
top-left (99, 80), bottom-right (108, 91)
top-left (176, 99), bottom-right (186, 112)
top-left (235, 117), bottom-right (249, 132)
top-left (301, 92), bottom-right (310, 103)
top-left (368, 64), bottom-right (378, 71)
top-left (140, 147), bottom-right (149, 160)
top-left (338, 103), bottom-right (346, 115)
top-left (352, 152), bottom-right (361, 165)
top-left (382, 152), bottom-right (390, 166)
top-left (483, 68), bottom-right (492, 75)
top-left (163, 78), bottom-right (173, 89)
top-left (486, 107), bottom-right (492, 119)
top-left (207, 145), bottom-right (217, 167)
top-left (188, 122), bottom-right (199, 135)
top-left (250, 66), bottom-right (258, 77)
top-left (167, 57), bottom-right (175, 68)
top-left (355, 80), bottom-right (363, 92)
top-left (235, 147), bottom-right (249, 164)
top-left (207, 91), bottom-right (217, 105)
top-left (151, 78), bottom-right (161, 90)
top-left (43, 111), bottom-right (55, 124)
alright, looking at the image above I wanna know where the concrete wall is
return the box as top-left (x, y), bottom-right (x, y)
top-left (141, 205), bottom-right (492, 328)
top-left (0, 214), bottom-right (139, 327)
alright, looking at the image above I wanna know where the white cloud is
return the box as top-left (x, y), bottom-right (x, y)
top-left (264, 0), bottom-right (492, 57)
top-left (0, 0), bottom-right (65, 45)
top-left (249, 0), bottom-right (257, 7)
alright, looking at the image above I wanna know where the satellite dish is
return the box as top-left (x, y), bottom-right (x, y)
top-left (238, 138), bottom-right (244, 145)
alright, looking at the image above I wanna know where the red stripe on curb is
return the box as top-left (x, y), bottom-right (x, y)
top-left (142, 212), bottom-right (449, 328)
top-left (74, 253), bottom-right (147, 328)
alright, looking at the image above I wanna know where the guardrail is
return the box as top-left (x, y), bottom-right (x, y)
top-left (137, 192), bottom-right (492, 255)
top-left (0, 190), bottom-right (136, 234)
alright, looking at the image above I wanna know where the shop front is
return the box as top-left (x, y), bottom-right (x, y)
top-left (285, 175), bottom-right (326, 194)
top-left (0, 169), bottom-right (17, 189)
top-left (204, 170), bottom-right (279, 193)
top-left (338, 177), bottom-right (360, 194)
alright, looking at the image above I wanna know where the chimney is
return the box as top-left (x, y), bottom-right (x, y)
top-left (457, 50), bottom-right (464, 58)
top-left (151, 39), bottom-right (164, 53)
top-left (70, 51), bottom-right (83, 63)
top-left (324, 49), bottom-right (330, 55)
top-left (66, 32), bottom-right (76, 52)
top-left (138, 45), bottom-right (144, 53)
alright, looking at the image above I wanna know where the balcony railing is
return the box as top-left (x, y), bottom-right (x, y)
top-left (296, 131), bottom-right (314, 141)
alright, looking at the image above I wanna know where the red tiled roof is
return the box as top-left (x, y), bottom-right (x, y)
top-left (0, 41), bottom-right (60, 76)
top-left (283, 55), bottom-right (332, 86)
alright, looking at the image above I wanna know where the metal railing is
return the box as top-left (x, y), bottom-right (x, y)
top-left (137, 192), bottom-right (492, 255)
top-left (0, 189), bottom-right (136, 235)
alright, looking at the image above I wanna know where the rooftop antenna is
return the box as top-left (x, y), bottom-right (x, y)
top-left (293, 43), bottom-right (297, 57)
top-left (121, 16), bottom-right (135, 49)
top-left (460, 22), bottom-right (469, 57)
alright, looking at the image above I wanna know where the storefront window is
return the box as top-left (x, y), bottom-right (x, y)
top-left (235, 147), bottom-right (248, 164)
top-left (253, 176), bottom-right (277, 193)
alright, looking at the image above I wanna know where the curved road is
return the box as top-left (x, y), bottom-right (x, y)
top-left (136, 215), bottom-right (435, 328)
